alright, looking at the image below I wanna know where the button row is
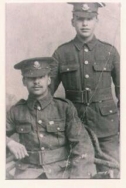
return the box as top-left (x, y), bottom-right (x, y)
top-left (84, 60), bottom-right (88, 65)
top-left (41, 147), bottom-right (45, 151)
top-left (37, 106), bottom-right (41, 110)
top-left (38, 120), bottom-right (42, 124)
top-left (84, 48), bottom-right (88, 52)
top-left (40, 134), bottom-right (44, 138)
top-left (85, 74), bottom-right (89, 78)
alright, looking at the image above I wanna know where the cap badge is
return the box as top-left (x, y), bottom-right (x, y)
top-left (82, 4), bottom-right (90, 11)
top-left (33, 61), bottom-right (41, 69)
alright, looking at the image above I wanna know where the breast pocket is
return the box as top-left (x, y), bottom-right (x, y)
top-left (60, 62), bottom-right (80, 89)
top-left (15, 124), bottom-right (32, 146)
top-left (93, 61), bottom-right (112, 72)
top-left (46, 119), bottom-right (66, 146)
top-left (16, 124), bottom-right (32, 134)
top-left (93, 61), bottom-right (112, 87)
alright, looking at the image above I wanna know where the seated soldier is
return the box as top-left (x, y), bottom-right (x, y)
top-left (6, 57), bottom-right (96, 179)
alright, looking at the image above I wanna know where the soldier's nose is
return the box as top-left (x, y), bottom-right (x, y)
top-left (82, 20), bottom-right (88, 26)
top-left (34, 78), bottom-right (40, 84)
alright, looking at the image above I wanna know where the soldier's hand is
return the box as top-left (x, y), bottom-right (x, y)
top-left (7, 140), bottom-right (29, 159)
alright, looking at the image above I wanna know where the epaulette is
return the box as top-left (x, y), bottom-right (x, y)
top-left (98, 39), bottom-right (114, 47)
top-left (15, 99), bottom-right (26, 106)
top-left (54, 97), bottom-right (70, 104)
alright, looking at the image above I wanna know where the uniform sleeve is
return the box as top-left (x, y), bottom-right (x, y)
top-left (111, 47), bottom-right (120, 108)
top-left (50, 49), bottom-right (61, 95)
top-left (65, 101), bottom-right (96, 178)
top-left (6, 108), bottom-right (16, 145)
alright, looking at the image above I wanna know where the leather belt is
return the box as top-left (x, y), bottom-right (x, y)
top-left (23, 147), bottom-right (68, 166)
top-left (66, 87), bottom-right (113, 104)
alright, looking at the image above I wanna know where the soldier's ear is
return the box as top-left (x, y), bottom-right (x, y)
top-left (71, 18), bottom-right (75, 27)
top-left (48, 76), bottom-right (51, 86)
top-left (22, 77), bottom-right (26, 86)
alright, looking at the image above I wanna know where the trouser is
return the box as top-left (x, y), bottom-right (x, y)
top-left (74, 102), bottom-right (120, 178)
top-left (37, 173), bottom-right (48, 179)
top-left (97, 134), bottom-right (120, 178)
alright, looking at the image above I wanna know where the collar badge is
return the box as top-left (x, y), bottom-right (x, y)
top-left (49, 121), bottom-right (54, 125)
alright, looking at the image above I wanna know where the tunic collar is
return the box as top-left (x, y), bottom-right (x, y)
top-left (27, 91), bottom-right (53, 110)
top-left (73, 35), bottom-right (98, 51)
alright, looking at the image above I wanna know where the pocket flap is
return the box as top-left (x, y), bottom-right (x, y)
top-left (16, 125), bottom-right (31, 133)
top-left (46, 120), bottom-right (65, 132)
top-left (100, 105), bottom-right (118, 116)
top-left (60, 64), bottom-right (79, 73)
top-left (93, 62), bottom-right (111, 72)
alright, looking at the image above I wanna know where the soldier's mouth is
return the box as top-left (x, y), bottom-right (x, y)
top-left (32, 86), bottom-right (43, 89)
top-left (81, 28), bottom-right (90, 32)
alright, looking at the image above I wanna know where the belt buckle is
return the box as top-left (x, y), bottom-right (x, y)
top-left (83, 90), bottom-right (90, 104)
top-left (38, 151), bottom-right (43, 165)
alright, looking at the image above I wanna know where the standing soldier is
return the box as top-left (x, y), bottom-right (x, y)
top-left (52, 3), bottom-right (120, 176)
top-left (6, 57), bottom-right (96, 179)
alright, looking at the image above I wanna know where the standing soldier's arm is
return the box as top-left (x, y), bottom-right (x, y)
top-left (50, 50), bottom-right (61, 95)
top-left (111, 47), bottom-right (120, 109)
top-left (65, 100), bottom-right (96, 178)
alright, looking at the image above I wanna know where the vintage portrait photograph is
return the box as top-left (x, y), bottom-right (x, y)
top-left (3, 0), bottom-right (124, 186)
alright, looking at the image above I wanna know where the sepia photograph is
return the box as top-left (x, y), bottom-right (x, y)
top-left (3, 0), bottom-right (123, 185)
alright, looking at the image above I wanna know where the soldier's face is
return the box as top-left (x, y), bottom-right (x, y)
top-left (72, 16), bottom-right (98, 39)
top-left (23, 75), bottom-right (51, 98)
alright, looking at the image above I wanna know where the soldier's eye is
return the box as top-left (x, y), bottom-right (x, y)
top-left (39, 76), bottom-right (44, 79)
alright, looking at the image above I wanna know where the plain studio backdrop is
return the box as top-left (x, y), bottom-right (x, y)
top-left (6, 2), bottom-right (120, 107)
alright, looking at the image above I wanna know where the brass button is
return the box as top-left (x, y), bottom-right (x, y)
top-left (40, 134), bottom-right (44, 138)
top-left (85, 74), bottom-right (89, 78)
top-left (41, 147), bottom-right (45, 151)
top-left (85, 87), bottom-right (90, 91)
top-left (37, 106), bottom-right (41, 110)
top-left (21, 128), bottom-right (24, 131)
top-left (87, 103), bottom-right (90, 106)
top-left (84, 48), bottom-right (88, 52)
top-left (84, 60), bottom-right (88, 65)
top-left (81, 153), bottom-right (87, 159)
top-left (67, 68), bottom-right (70, 71)
top-left (57, 127), bottom-right (60, 131)
top-left (109, 110), bottom-right (113, 113)
top-left (38, 120), bottom-right (42, 124)
top-left (103, 67), bottom-right (107, 71)
top-left (111, 119), bottom-right (114, 122)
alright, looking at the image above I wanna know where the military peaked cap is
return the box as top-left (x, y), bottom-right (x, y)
top-left (14, 57), bottom-right (54, 77)
top-left (68, 2), bottom-right (105, 18)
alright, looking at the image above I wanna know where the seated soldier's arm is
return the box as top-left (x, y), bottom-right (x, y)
top-left (6, 139), bottom-right (29, 160)
top-left (6, 107), bottom-right (29, 160)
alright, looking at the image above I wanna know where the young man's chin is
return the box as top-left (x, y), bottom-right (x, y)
top-left (30, 91), bottom-right (44, 96)
top-left (80, 32), bottom-right (91, 38)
